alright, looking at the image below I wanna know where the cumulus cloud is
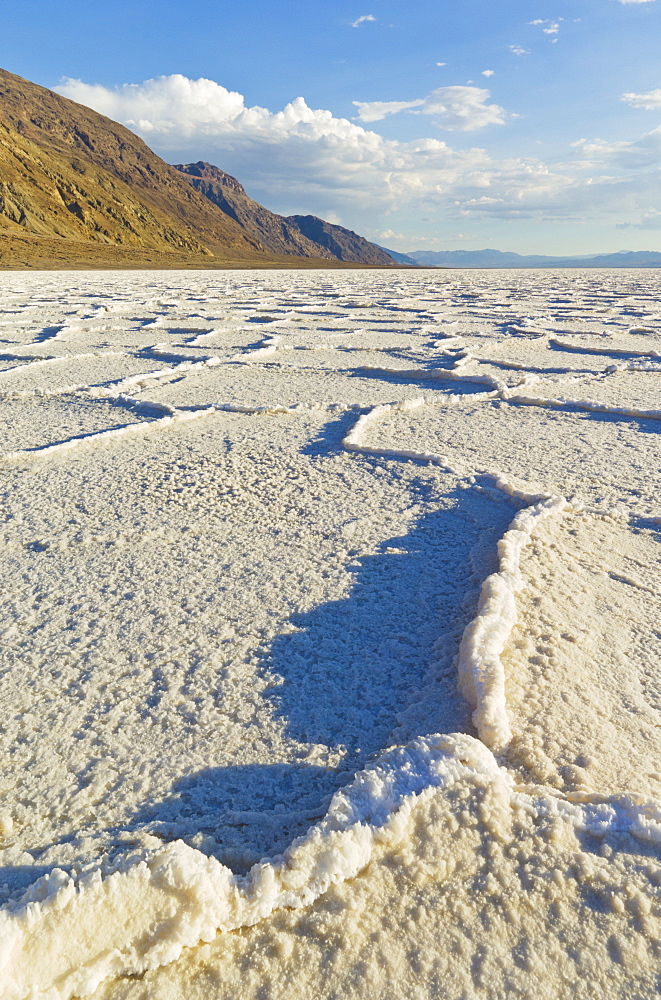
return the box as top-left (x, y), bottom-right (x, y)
top-left (573, 125), bottom-right (661, 169)
top-left (353, 86), bottom-right (507, 130)
top-left (351, 14), bottom-right (375, 27)
top-left (621, 87), bottom-right (661, 109)
top-left (509, 45), bottom-right (530, 56)
top-left (482, 70), bottom-right (495, 77)
top-left (53, 74), bottom-right (661, 231)
top-left (618, 0), bottom-right (655, 4)
top-left (415, 87), bottom-right (507, 130)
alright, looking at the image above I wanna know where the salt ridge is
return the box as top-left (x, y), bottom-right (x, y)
top-left (0, 269), bottom-right (659, 998)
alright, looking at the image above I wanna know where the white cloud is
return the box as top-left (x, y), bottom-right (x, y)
top-left (377, 228), bottom-right (421, 243)
top-left (510, 45), bottom-right (530, 56)
top-left (436, 62), bottom-right (447, 67)
top-left (419, 87), bottom-right (507, 130)
top-left (621, 88), bottom-right (661, 109)
top-left (351, 14), bottom-right (375, 27)
top-left (52, 74), bottom-right (661, 232)
top-left (376, 230), bottom-right (475, 248)
top-left (482, 70), bottom-right (495, 77)
top-left (618, 0), bottom-right (655, 4)
top-left (352, 98), bottom-right (425, 122)
top-left (529, 18), bottom-right (562, 34)
top-left (353, 86), bottom-right (507, 131)
top-left (573, 125), bottom-right (661, 169)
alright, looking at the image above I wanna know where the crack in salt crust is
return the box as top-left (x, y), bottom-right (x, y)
top-left (0, 269), bottom-right (659, 999)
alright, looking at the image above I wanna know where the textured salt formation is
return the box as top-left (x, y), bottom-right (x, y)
top-left (363, 396), bottom-right (660, 516)
top-left (504, 510), bottom-right (661, 799)
top-left (0, 269), bottom-right (659, 999)
top-left (0, 395), bottom-right (151, 453)
top-left (500, 363), bottom-right (661, 413)
top-left (90, 774), bottom-right (661, 1000)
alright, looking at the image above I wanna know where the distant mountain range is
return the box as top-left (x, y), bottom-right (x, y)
top-left (0, 67), bottom-right (396, 269)
top-left (388, 248), bottom-right (661, 268)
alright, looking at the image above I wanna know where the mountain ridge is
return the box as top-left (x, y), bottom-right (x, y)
top-left (0, 120), bottom-right (213, 256)
top-left (286, 214), bottom-right (395, 266)
top-left (173, 162), bottom-right (396, 266)
top-left (0, 68), bottom-right (395, 269)
top-left (0, 67), bottom-right (266, 260)
top-left (172, 161), bottom-right (335, 260)
top-left (398, 248), bottom-right (661, 268)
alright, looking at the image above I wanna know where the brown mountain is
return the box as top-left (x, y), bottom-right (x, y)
top-left (285, 215), bottom-right (396, 266)
top-left (0, 67), bottom-right (397, 269)
top-left (174, 161), bottom-right (334, 260)
top-left (0, 67), bottom-right (268, 264)
top-left (174, 161), bottom-right (396, 266)
top-left (0, 121), bottom-right (211, 254)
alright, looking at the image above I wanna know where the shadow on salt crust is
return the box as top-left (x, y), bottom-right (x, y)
top-left (364, 399), bottom-right (661, 513)
top-left (0, 410), bottom-right (515, 900)
top-left (263, 492), bottom-right (484, 749)
top-left (113, 484), bottom-right (510, 873)
top-left (92, 758), bottom-right (661, 1000)
top-left (135, 363), bottom-right (487, 411)
top-left (2, 270), bottom-right (661, 999)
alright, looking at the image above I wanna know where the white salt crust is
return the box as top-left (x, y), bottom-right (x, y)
top-left (5, 731), bottom-right (661, 1000)
top-left (0, 268), bottom-right (659, 999)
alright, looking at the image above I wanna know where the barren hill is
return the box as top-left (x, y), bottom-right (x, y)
top-left (174, 161), bottom-right (396, 265)
top-left (0, 121), bottom-right (212, 255)
top-left (0, 68), bottom-right (397, 270)
top-left (0, 68), bottom-right (265, 262)
top-left (286, 215), bottom-right (396, 266)
top-left (174, 161), bottom-right (334, 260)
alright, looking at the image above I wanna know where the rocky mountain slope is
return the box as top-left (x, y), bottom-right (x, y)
top-left (286, 215), bottom-right (395, 266)
top-left (174, 162), bottom-right (396, 265)
top-left (173, 162), bottom-right (334, 260)
top-left (0, 121), bottom-right (211, 255)
top-left (375, 245), bottom-right (420, 266)
top-left (0, 68), bottom-right (396, 269)
top-left (0, 68), bottom-right (267, 263)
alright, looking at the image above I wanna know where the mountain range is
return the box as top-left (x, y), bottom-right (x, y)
top-left (0, 67), bottom-right (395, 269)
top-left (393, 248), bottom-right (661, 268)
top-left (2, 66), bottom-right (657, 272)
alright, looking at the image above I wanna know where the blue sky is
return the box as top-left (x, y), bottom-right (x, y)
top-left (3, 0), bottom-right (661, 253)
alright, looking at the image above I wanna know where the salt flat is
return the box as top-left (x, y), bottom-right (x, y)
top-left (0, 268), bottom-right (659, 999)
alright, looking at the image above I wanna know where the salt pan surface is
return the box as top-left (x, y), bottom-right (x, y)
top-left (0, 268), bottom-right (659, 999)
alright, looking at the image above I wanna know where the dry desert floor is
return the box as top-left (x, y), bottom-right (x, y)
top-left (0, 268), bottom-right (660, 999)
